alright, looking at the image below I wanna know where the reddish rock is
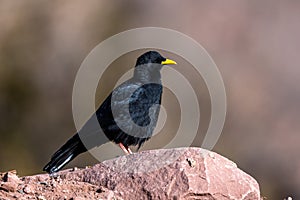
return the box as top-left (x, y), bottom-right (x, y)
top-left (2, 171), bottom-right (20, 184)
top-left (0, 182), bottom-right (17, 192)
top-left (0, 171), bottom-right (21, 193)
top-left (23, 184), bottom-right (34, 194)
top-left (0, 148), bottom-right (261, 200)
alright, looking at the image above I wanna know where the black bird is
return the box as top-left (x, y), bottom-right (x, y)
top-left (43, 51), bottom-right (176, 173)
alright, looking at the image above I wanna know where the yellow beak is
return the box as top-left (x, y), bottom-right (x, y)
top-left (161, 58), bottom-right (177, 65)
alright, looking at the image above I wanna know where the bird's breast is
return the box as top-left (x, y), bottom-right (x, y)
top-left (129, 83), bottom-right (162, 127)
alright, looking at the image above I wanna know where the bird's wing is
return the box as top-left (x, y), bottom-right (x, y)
top-left (109, 81), bottom-right (162, 139)
top-left (80, 80), bottom-right (162, 145)
top-left (75, 81), bottom-right (141, 148)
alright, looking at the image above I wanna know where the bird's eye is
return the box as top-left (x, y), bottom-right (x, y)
top-left (156, 58), bottom-right (164, 64)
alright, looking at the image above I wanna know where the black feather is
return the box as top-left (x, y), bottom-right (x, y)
top-left (43, 51), bottom-right (169, 173)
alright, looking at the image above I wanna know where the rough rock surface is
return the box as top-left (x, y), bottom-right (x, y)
top-left (0, 147), bottom-right (261, 199)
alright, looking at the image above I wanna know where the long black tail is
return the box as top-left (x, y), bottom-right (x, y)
top-left (43, 133), bottom-right (87, 174)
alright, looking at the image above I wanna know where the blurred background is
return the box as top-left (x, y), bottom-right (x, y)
top-left (0, 1), bottom-right (299, 199)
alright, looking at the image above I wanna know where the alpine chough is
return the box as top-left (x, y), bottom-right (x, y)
top-left (43, 51), bottom-right (177, 173)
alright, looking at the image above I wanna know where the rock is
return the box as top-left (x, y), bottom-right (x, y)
top-left (0, 147), bottom-right (261, 199)
top-left (0, 182), bottom-right (18, 192)
top-left (37, 195), bottom-right (47, 200)
top-left (23, 184), bottom-right (34, 194)
top-left (72, 197), bottom-right (86, 200)
top-left (2, 171), bottom-right (21, 184)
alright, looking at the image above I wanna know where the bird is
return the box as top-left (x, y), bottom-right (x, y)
top-left (43, 51), bottom-right (177, 173)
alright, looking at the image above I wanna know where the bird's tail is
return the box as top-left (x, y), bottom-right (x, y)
top-left (43, 133), bottom-right (87, 174)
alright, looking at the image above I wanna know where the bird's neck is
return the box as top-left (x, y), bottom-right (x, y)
top-left (133, 66), bottom-right (162, 84)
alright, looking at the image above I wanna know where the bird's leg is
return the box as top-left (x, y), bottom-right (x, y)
top-left (118, 143), bottom-right (129, 155)
top-left (126, 147), bottom-right (133, 154)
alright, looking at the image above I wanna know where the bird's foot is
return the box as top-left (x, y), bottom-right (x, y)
top-left (118, 143), bottom-right (133, 155)
top-left (127, 147), bottom-right (133, 154)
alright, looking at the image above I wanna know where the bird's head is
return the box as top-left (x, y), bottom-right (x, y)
top-left (134, 51), bottom-right (177, 82)
top-left (135, 51), bottom-right (177, 67)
